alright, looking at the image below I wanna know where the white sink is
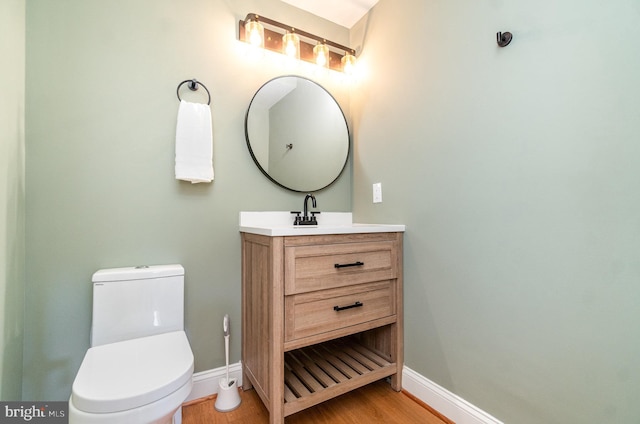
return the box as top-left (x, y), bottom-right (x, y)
top-left (239, 211), bottom-right (405, 236)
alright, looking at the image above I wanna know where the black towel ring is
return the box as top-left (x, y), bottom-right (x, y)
top-left (176, 79), bottom-right (211, 105)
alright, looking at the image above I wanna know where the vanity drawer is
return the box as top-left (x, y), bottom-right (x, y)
top-left (285, 281), bottom-right (395, 342)
top-left (285, 239), bottom-right (398, 295)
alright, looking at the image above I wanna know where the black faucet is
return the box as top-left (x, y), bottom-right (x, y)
top-left (291, 194), bottom-right (321, 225)
top-left (303, 194), bottom-right (316, 220)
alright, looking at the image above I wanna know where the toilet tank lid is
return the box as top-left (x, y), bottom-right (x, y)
top-left (92, 264), bottom-right (184, 283)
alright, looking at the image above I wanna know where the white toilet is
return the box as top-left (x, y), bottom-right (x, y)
top-left (69, 264), bottom-right (194, 424)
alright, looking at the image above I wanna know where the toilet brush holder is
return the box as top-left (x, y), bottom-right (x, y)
top-left (214, 377), bottom-right (241, 412)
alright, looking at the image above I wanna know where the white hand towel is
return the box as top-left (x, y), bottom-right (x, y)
top-left (175, 100), bottom-right (214, 183)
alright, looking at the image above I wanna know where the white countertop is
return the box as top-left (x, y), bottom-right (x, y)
top-left (239, 211), bottom-right (405, 236)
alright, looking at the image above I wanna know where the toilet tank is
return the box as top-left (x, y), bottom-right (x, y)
top-left (91, 264), bottom-right (185, 347)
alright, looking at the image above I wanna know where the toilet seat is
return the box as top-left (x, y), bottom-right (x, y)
top-left (72, 331), bottom-right (193, 414)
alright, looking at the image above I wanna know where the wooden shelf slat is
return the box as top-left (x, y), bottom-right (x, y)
top-left (284, 368), bottom-right (312, 398)
top-left (289, 350), bottom-right (337, 388)
top-left (283, 338), bottom-right (398, 417)
top-left (302, 347), bottom-right (350, 383)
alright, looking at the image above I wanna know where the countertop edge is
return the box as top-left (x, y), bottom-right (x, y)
top-left (239, 224), bottom-right (406, 237)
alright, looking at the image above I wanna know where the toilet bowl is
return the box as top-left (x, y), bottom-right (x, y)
top-left (69, 265), bottom-right (194, 424)
top-left (70, 331), bottom-right (193, 424)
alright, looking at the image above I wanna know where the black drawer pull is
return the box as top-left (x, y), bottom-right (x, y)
top-left (334, 301), bottom-right (363, 312)
top-left (334, 261), bottom-right (364, 269)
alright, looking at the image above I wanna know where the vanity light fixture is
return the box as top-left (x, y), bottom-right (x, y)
top-left (239, 13), bottom-right (357, 73)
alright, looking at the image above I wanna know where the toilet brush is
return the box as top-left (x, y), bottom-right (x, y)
top-left (223, 314), bottom-right (230, 385)
top-left (214, 314), bottom-right (241, 412)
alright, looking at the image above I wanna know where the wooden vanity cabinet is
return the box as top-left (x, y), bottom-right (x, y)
top-left (241, 231), bottom-right (403, 424)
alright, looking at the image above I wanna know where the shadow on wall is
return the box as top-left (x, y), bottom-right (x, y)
top-left (1, 108), bottom-right (25, 400)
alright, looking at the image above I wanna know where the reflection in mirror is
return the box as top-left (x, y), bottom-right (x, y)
top-left (245, 76), bottom-right (350, 192)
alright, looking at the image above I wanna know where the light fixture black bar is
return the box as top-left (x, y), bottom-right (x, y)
top-left (244, 13), bottom-right (356, 56)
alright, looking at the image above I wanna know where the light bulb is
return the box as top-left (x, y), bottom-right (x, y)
top-left (341, 53), bottom-right (357, 75)
top-left (245, 20), bottom-right (264, 48)
top-left (282, 31), bottom-right (300, 59)
top-left (313, 43), bottom-right (329, 68)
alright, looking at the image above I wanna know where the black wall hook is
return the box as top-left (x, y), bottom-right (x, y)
top-left (497, 31), bottom-right (513, 47)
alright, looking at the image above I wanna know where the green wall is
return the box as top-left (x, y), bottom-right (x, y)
top-left (24, 0), bottom-right (351, 400)
top-left (351, 0), bottom-right (640, 423)
top-left (0, 0), bottom-right (26, 401)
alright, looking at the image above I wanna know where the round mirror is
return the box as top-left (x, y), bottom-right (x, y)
top-left (245, 76), bottom-right (350, 192)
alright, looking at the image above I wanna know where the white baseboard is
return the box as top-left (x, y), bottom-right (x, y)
top-left (402, 366), bottom-right (504, 424)
top-left (184, 362), bottom-right (502, 424)
top-left (184, 361), bottom-right (243, 403)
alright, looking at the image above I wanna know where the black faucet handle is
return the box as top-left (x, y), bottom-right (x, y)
top-left (291, 211), bottom-right (302, 225)
top-left (309, 211), bottom-right (321, 224)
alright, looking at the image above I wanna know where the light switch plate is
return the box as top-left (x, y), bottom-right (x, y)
top-left (373, 183), bottom-right (382, 203)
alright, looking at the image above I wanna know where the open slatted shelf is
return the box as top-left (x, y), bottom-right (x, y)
top-left (282, 338), bottom-right (398, 417)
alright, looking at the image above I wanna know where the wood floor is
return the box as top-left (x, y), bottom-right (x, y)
top-left (182, 380), bottom-right (451, 424)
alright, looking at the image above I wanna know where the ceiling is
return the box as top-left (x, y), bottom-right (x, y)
top-left (280, 0), bottom-right (379, 28)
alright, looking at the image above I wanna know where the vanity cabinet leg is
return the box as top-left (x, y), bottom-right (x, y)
top-left (391, 233), bottom-right (404, 392)
top-left (267, 349), bottom-right (285, 424)
top-left (390, 371), bottom-right (402, 392)
top-left (269, 236), bottom-right (285, 424)
top-left (269, 402), bottom-right (284, 424)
